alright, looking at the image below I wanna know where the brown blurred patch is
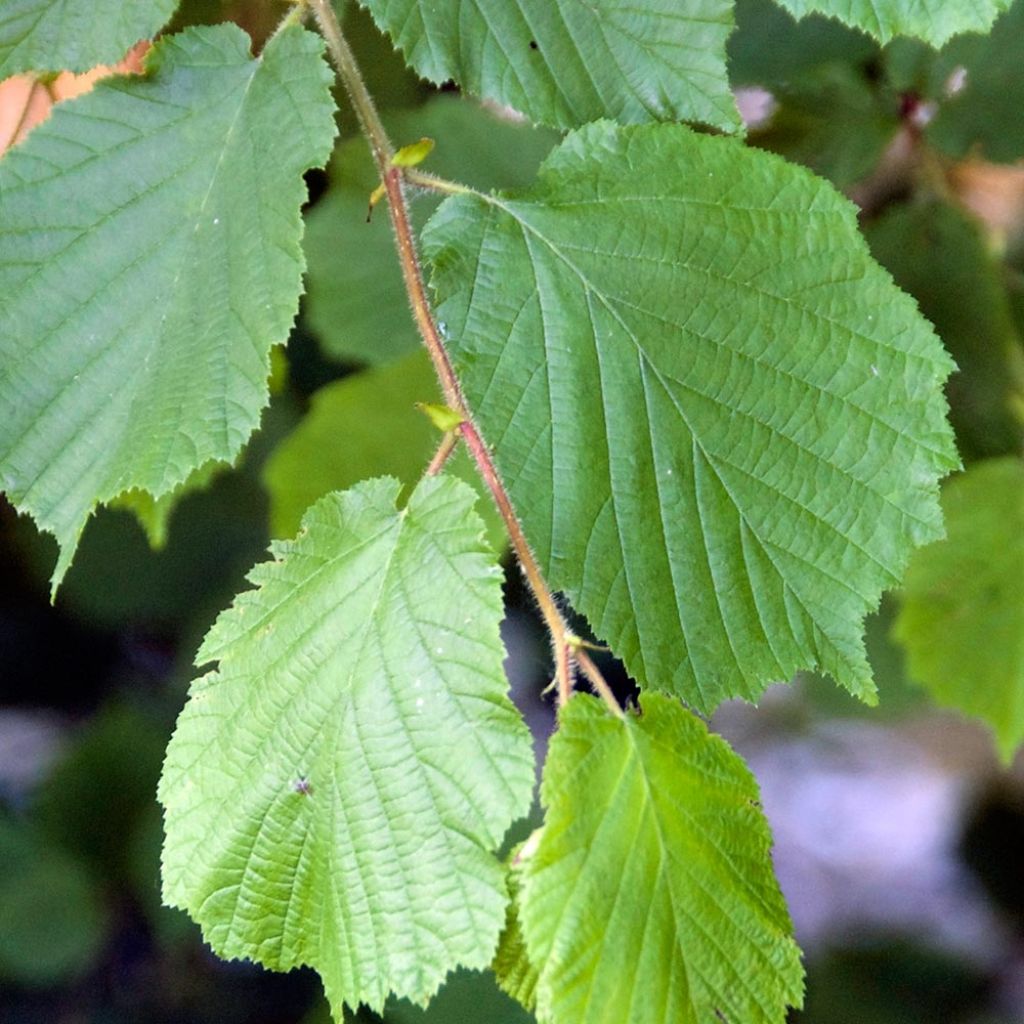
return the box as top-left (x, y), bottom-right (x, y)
top-left (949, 159), bottom-right (1024, 249)
top-left (0, 40), bottom-right (149, 156)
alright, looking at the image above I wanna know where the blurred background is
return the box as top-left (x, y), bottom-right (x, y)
top-left (2, 0), bottom-right (1023, 1021)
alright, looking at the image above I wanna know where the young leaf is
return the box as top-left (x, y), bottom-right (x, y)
top-left (159, 475), bottom-right (535, 1016)
top-left (424, 122), bottom-right (958, 713)
top-left (356, 0), bottom-right (739, 131)
top-left (521, 693), bottom-right (804, 1024)
top-left (770, 0), bottom-right (1013, 47)
top-left (0, 0), bottom-right (178, 76)
top-left (0, 24), bottom-right (336, 588)
top-left (893, 458), bottom-right (1024, 762)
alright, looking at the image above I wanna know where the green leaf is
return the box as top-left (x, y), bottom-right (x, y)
top-left (110, 459), bottom-right (226, 550)
top-left (159, 475), bottom-right (534, 1016)
top-left (262, 353), bottom-right (440, 538)
top-left (261, 350), bottom-right (506, 549)
top-left (386, 969), bottom-right (534, 1024)
top-left (750, 63), bottom-right (898, 188)
top-left (304, 96), bottom-right (558, 366)
top-left (771, 0), bottom-right (1013, 47)
top-left (893, 458), bottom-right (1024, 762)
top-left (927, 0), bottom-right (1024, 164)
top-left (357, 0), bottom-right (739, 131)
top-left (35, 703), bottom-right (168, 880)
top-left (0, 23), bottom-right (336, 589)
top-left (520, 693), bottom-right (804, 1024)
top-left (728, 0), bottom-right (877, 89)
top-left (492, 849), bottom-right (539, 1013)
top-left (0, 817), bottom-right (109, 986)
top-left (424, 122), bottom-right (958, 713)
top-left (0, 0), bottom-right (179, 75)
top-left (865, 201), bottom-right (1024, 461)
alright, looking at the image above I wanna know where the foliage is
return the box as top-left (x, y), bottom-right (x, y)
top-left (519, 694), bottom-right (803, 1024)
top-left (0, 0), bottom-right (178, 75)
top-left (895, 458), bottom-right (1024, 761)
top-left (0, 22), bottom-right (336, 588)
top-left (358, 0), bottom-right (739, 131)
top-left (160, 476), bottom-right (534, 1012)
top-left (0, 816), bottom-right (109, 985)
top-left (303, 96), bottom-right (557, 365)
top-left (427, 121), bottom-right (956, 712)
top-left (1, 0), bottom-right (1022, 1022)
top-left (771, 0), bottom-right (1012, 46)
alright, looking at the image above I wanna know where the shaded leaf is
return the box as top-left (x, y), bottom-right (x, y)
top-left (894, 458), bottom-right (1024, 761)
top-left (0, 24), bottom-right (336, 587)
top-left (160, 475), bottom-right (534, 1015)
top-left (357, 0), bottom-right (739, 131)
top-left (387, 968), bottom-right (534, 1023)
top-left (928, 0), bottom-right (1024, 164)
top-left (425, 122), bottom-right (958, 713)
top-left (751, 63), bottom-right (898, 188)
top-left (0, 0), bottom-right (176, 75)
top-left (728, 0), bottom-right (877, 89)
top-left (111, 459), bottom-right (226, 550)
top-left (521, 693), bottom-right (804, 1024)
top-left (772, 0), bottom-right (1013, 47)
top-left (865, 200), bottom-right (1024, 461)
top-left (0, 817), bottom-right (109, 986)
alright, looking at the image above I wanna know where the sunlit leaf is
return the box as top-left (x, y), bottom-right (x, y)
top-left (521, 693), bottom-right (804, 1024)
top-left (160, 475), bottom-right (534, 1015)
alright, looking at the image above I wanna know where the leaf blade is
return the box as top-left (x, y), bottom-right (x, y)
top-left (424, 122), bottom-right (958, 712)
top-left (0, 0), bottom-right (179, 75)
top-left (771, 0), bottom-right (1013, 46)
top-left (894, 458), bottom-right (1024, 761)
top-left (160, 475), bottom-right (535, 1015)
top-left (303, 95), bottom-right (559, 366)
top-left (356, 0), bottom-right (739, 131)
top-left (521, 693), bottom-right (804, 1024)
top-left (0, 24), bottom-right (336, 586)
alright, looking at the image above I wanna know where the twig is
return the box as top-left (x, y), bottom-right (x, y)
top-left (306, 0), bottom-right (575, 705)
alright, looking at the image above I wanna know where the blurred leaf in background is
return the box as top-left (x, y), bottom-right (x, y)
top-left (865, 201), bottom-right (1024, 462)
top-left (0, 815), bottom-right (109, 987)
top-left (895, 458), bottom-right (1024, 762)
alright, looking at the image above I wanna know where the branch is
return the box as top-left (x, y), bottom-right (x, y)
top-left (306, 0), bottom-right (575, 706)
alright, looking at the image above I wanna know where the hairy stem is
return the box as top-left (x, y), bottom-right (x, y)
top-left (306, 0), bottom-right (574, 706)
top-left (424, 432), bottom-right (459, 477)
top-left (575, 648), bottom-right (624, 719)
